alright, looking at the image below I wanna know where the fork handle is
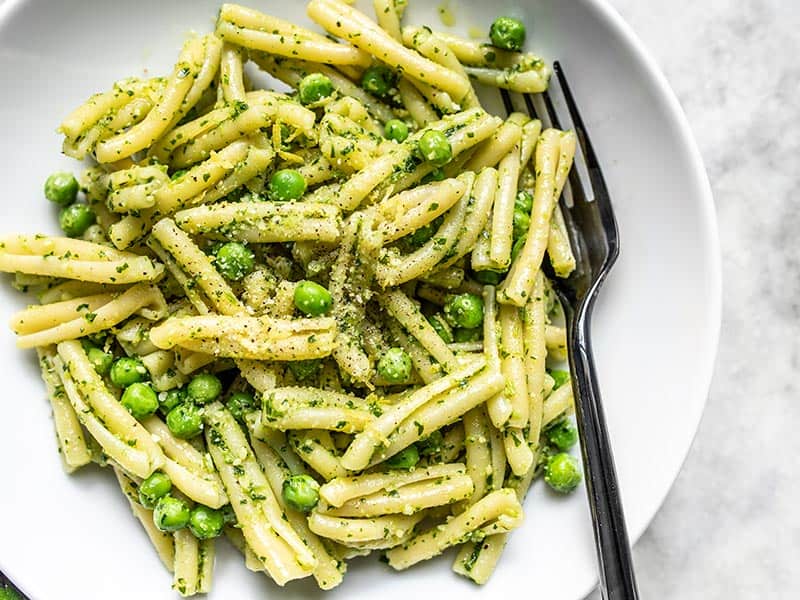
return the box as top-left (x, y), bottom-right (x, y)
top-left (568, 304), bottom-right (640, 600)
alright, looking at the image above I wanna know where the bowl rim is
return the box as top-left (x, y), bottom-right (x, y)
top-left (568, 0), bottom-right (722, 596)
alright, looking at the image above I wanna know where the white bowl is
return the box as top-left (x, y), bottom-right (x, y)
top-left (0, 1), bottom-right (720, 599)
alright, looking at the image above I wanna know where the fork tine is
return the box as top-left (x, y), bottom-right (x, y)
top-left (522, 93), bottom-right (538, 120)
top-left (543, 62), bottom-right (595, 204)
top-left (498, 74), bottom-right (594, 211)
top-left (552, 62), bottom-right (601, 168)
top-left (499, 88), bottom-right (536, 118)
top-left (533, 91), bottom-right (574, 208)
top-left (514, 90), bottom-right (575, 208)
top-left (499, 88), bottom-right (515, 116)
top-left (530, 94), bottom-right (551, 128)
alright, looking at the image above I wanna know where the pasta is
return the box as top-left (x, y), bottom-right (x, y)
top-left (37, 347), bottom-right (92, 472)
top-left (114, 467), bottom-right (176, 571)
top-left (204, 402), bottom-right (317, 584)
top-left (3, 1), bottom-right (585, 595)
top-left (12, 283), bottom-right (167, 348)
top-left (307, 0), bottom-right (470, 100)
top-left (0, 234), bottom-right (163, 283)
top-left (216, 3), bottom-right (371, 67)
top-left (385, 488), bottom-right (523, 569)
top-left (56, 340), bottom-right (166, 478)
top-left (172, 529), bottom-right (215, 597)
top-left (149, 313), bottom-right (338, 360)
top-left (94, 35), bottom-right (223, 163)
top-left (248, 431), bottom-right (346, 589)
top-left (173, 201), bottom-right (342, 243)
top-left (141, 415), bottom-right (228, 508)
top-left (499, 129), bottom-right (577, 305)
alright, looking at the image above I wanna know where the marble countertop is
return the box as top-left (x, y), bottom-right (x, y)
top-left (589, 0), bottom-right (800, 598)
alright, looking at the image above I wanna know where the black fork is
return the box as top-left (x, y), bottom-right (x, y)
top-left (501, 62), bottom-right (640, 600)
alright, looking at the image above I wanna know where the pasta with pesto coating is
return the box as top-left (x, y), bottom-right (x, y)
top-left (3, 1), bottom-right (583, 595)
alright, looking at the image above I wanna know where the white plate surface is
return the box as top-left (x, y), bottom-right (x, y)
top-left (0, 1), bottom-right (720, 599)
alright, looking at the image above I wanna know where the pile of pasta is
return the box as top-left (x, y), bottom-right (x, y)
top-left (1, 0), bottom-right (580, 595)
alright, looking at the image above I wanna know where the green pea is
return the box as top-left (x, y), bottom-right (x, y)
top-left (268, 169), bottom-right (307, 201)
top-left (138, 472), bottom-right (173, 509)
top-left (384, 119), bottom-right (409, 143)
top-left (515, 190), bottom-right (533, 213)
top-left (453, 327), bottom-right (483, 343)
top-left (87, 347), bottom-right (113, 375)
top-left (287, 359), bottom-right (321, 382)
top-left (110, 357), bottom-right (148, 387)
top-left (548, 369), bottom-right (570, 390)
top-left (214, 242), bottom-right (255, 281)
top-left (166, 402), bottom-right (204, 439)
top-left (361, 65), bottom-right (396, 98)
top-left (226, 391), bottom-right (256, 422)
top-left (417, 430), bottom-right (444, 457)
top-left (377, 347), bottom-right (412, 383)
top-left (293, 280), bottom-right (332, 316)
top-left (153, 495), bottom-right (191, 532)
top-left (159, 387), bottom-right (186, 413)
top-left (473, 269), bottom-right (504, 285)
top-left (513, 208), bottom-right (531, 239)
top-left (444, 293), bottom-right (484, 329)
top-left (59, 203), bottom-right (96, 237)
top-left (121, 382), bottom-right (159, 419)
top-left (282, 474), bottom-right (320, 512)
top-left (546, 419), bottom-right (579, 451)
top-left (44, 171), bottom-right (79, 206)
top-left (188, 505), bottom-right (226, 540)
top-left (386, 445), bottom-right (420, 470)
top-left (417, 130), bottom-right (453, 167)
top-left (187, 373), bottom-right (222, 404)
top-left (427, 313), bottom-right (454, 343)
top-left (490, 16), bottom-right (526, 51)
top-left (544, 452), bottom-right (582, 493)
top-left (298, 73), bottom-right (334, 105)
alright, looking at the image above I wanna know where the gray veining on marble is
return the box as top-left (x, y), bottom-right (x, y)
top-left (589, 1), bottom-right (800, 598)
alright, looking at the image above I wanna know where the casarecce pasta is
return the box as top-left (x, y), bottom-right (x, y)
top-left (3, 1), bottom-right (586, 595)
